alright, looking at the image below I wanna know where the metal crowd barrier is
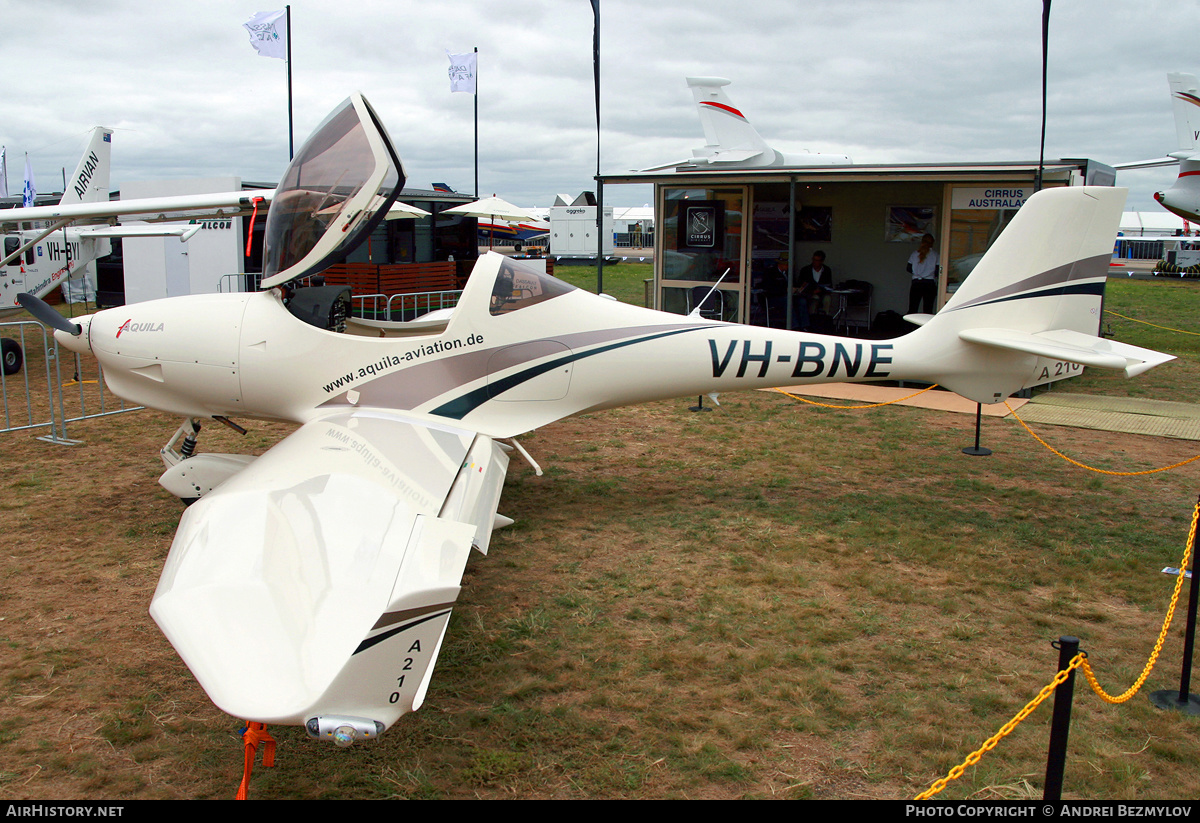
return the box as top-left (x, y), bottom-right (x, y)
top-left (351, 290), bottom-right (463, 322)
top-left (0, 320), bottom-right (141, 445)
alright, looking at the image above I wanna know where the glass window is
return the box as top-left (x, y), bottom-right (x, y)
top-left (261, 96), bottom-right (400, 285)
top-left (947, 209), bottom-right (1016, 292)
top-left (661, 188), bottom-right (743, 283)
top-left (489, 257), bottom-right (577, 316)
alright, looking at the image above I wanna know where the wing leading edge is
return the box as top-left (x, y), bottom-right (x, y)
top-left (149, 410), bottom-right (509, 738)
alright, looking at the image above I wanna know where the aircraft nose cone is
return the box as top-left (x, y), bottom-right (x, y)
top-left (54, 316), bottom-right (92, 354)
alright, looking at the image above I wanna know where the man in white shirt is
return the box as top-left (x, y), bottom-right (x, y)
top-left (793, 250), bottom-right (833, 330)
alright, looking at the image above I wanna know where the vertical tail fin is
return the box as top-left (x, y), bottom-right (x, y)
top-left (939, 185), bottom-right (1121, 334)
top-left (905, 186), bottom-right (1172, 402)
top-left (686, 76), bottom-right (775, 165)
top-left (59, 127), bottom-right (112, 206)
top-left (1168, 73), bottom-right (1200, 153)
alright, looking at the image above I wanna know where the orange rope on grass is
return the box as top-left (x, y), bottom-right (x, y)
top-left (773, 383), bottom-right (940, 410)
top-left (1004, 401), bottom-right (1200, 475)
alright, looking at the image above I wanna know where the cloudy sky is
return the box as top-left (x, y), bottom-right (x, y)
top-left (1, 0), bottom-right (1195, 212)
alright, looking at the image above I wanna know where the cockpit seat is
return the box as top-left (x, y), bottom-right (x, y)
top-left (286, 285), bottom-right (352, 332)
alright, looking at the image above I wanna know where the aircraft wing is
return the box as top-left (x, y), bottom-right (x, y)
top-left (0, 190), bottom-right (273, 230)
top-left (1114, 157), bottom-right (1178, 170)
top-left (149, 408), bottom-right (510, 734)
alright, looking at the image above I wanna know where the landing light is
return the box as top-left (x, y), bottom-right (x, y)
top-left (305, 716), bottom-right (384, 746)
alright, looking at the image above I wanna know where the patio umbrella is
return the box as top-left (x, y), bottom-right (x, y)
top-left (385, 202), bottom-right (432, 219)
top-left (442, 195), bottom-right (539, 248)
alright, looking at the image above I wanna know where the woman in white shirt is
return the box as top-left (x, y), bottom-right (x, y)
top-left (907, 233), bottom-right (939, 314)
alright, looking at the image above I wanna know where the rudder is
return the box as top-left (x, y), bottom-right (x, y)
top-left (59, 127), bottom-right (112, 206)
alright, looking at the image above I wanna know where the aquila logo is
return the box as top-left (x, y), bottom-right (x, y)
top-left (116, 319), bottom-right (164, 338)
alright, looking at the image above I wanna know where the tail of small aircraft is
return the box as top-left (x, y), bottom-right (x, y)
top-left (1168, 73), bottom-right (1200, 153)
top-left (686, 76), bottom-right (778, 166)
top-left (902, 186), bottom-right (1172, 404)
top-left (639, 77), bottom-right (852, 171)
top-left (58, 127), bottom-right (112, 206)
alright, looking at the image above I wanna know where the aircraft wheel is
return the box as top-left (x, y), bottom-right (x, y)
top-left (1, 338), bottom-right (22, 376)
top-left (513, 242), bottom-right (522, 252)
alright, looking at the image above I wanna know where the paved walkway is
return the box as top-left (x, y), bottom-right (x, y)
top-left (774, 384), bottom-right (1200, 441)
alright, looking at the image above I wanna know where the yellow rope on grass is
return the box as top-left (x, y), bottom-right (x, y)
top-left (1004, 401), bottom-right (1200, 475)
top-left (1105, 309), bottom-right (1200, 337)
top-left (773, 383), bottom-right (939, 410)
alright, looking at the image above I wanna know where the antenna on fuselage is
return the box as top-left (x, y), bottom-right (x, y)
top-left (687, 268), bottom-right (731, 319)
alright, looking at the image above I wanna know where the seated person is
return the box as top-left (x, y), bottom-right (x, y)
top-left (792, 250), bottom-right (833, 330)
top-left (752, 254), bottom-right (791, 327)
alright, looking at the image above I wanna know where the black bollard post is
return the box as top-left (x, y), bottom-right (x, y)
top-left (1150, 545), bottom-right (1200, 715)
top-left (962, 402), bottom-right (992, 456)
top-left (1043, 636), bottom-right (1079, 802)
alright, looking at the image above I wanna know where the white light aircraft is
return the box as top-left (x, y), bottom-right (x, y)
top-left (0, 127), bottom-right (268, 374)
top-left (16, 93), bottom-right (1172, 748)
top-left (1115, 72), bottom-right (1200, 222)
top-left (640, 76), bottom-right (854, 172)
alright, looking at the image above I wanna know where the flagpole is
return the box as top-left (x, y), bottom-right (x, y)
top-left (592, 0), bottom-right (603, 294)
top-left (286, 5), bottom-right (294, 160)
top-left (474, 46), bottom-right (479, 198)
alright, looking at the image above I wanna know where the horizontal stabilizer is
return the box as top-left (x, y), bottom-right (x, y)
top-left (637, 158), bottom-right (696, 173)
top-left (903, 313), bottom-right (934, 327)
top-left (692, 149), bottom-right (765, 165)
top-left (1113, 156), bottom-right (1178, 170)
top-left (635, 151), bottom-right (767, 172)
top-left (960, 328), bottom-right (1175, 377)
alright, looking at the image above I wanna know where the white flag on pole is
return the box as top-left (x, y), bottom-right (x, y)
top-left (244, 10), bottom-right (287, 60)
top-left (22, 154), bottom-right (35, 207)
top-left (447, 51), bottom-right (477, 94)
top-left (0, 148), bottom-right (8, 198)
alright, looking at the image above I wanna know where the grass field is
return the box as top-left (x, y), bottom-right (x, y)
top-left (2, 273), bottom-right (1200, 799)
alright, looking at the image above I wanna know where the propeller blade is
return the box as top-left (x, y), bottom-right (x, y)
top-left (17, 293), bottom-right (82, 336)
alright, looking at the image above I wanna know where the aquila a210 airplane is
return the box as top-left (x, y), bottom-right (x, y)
top-left (16, 93), bottom-right (1171, 748)
top-left (0, 127), bottom-right (271, 373)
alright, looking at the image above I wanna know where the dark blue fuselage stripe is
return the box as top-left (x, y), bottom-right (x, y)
top-left (431, 326), bottom-right (705, 419)
top-left (354, 609), bottom-right (451, 655)
top-left (949, 281), bottom-right (1105, 312)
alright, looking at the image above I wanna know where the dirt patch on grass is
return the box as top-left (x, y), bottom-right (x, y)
top-left (2, 392), bottom-right (1200, 799)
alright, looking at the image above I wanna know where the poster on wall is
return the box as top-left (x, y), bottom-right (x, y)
top-left (752, 202), bottom-right (790, 254)
top-left (678, 200), bottom-right (725, 250)
top-left (798, 206), bottom-right (832, 242)
top-left (886, 206), bottom-right (937, 242)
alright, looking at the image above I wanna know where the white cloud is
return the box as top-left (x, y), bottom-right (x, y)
top-left (0, 0), bottom-right (1194, 211)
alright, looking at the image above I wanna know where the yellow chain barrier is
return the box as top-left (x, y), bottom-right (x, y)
top-left (915, 499), bottom-right (1199, 799)
top-left (768, 341), bottom-right (1200, 794)
top-left (1004, 401), bottom-right (1200, 475)
top-left (914, 653), bottom-right (1085, 800)
top-left (772, 383), bottom-right (939, 410)
top-left (1080, 500), bottom-right (1198, 703)
top-left (1105, 309), bottom-right (1200, 338)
